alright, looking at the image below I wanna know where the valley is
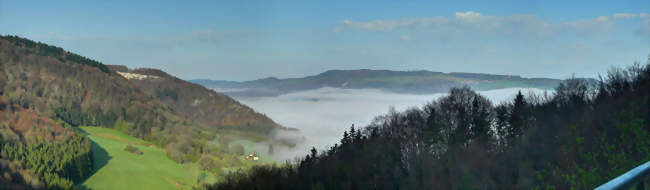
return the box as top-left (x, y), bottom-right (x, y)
top-left (233, 87), bottom-right (551, 161)
top-left (0, 35), bottom-right (291, 189)
top-left (1, 1), bottom-right (647, 188)
top-left (78, 127), bottom-right (217, 190)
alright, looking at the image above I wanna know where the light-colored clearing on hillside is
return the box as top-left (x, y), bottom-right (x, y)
top-left (117, 71), bottom-right (160, 80)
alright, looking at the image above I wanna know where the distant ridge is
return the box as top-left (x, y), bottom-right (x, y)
top-left (192, 69), bottom-right (572, 97)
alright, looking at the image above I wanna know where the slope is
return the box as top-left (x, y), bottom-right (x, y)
top-left (0, 35), bottom-right (282, 188)
top-left (109, 66), bottom-right (281, 133)
top-left (79, 127), bottom-right (217, 190)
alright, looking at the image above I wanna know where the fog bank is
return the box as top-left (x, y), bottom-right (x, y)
top-left (231, 87), bottom-right (550, 161)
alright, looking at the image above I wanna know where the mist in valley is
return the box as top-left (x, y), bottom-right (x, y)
top-left (226, 87), bottom-right (551, 161)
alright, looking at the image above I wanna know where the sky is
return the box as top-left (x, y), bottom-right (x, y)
top-left (1, 0), bottom-right (649, 81)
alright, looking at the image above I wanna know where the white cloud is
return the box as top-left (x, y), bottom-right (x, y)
top-left (455, 11), bottom-right (481, 18)
top-left (563, 13), bottom-right (650, 36)
top-left (563, 17), bottom-right (614, 34)
top-left (455, 11), bottom-right (489, 23)
top-left (337, 12), bottom-right (650, 39)
top-left (399, 34), bottom-right (411, 41)
top-left (162, 29), bottom-right (249, 45)
top-left (642, 13), bottom-right (650, 19)
top-left (339, 19), bottom-right (415, 31)
top-left (613, 13), bottom-right (638, 19)
top-left (639, 19), bottom-right (650, 36)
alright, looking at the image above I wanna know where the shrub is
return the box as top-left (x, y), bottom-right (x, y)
top-left (166, 143), bottom-right (185, 163)
top-left (124, 144), bottom-right (143, 155)
top-left (198, 156), bottom-right (216, 171)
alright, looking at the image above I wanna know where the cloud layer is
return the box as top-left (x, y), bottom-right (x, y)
top-left (336, 12), bottom-right (650, 39)
top-left (236, 87), bottom-right (550, 161)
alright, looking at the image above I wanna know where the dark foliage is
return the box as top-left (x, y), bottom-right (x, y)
top-left (0, 133), bottom-right (93, 189)
top-left (1, 35), bottom-right (110, 73)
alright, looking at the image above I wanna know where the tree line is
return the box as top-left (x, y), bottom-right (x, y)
top-left (0, 131), bottom-right (93, 189)
top-left (209, 58), bottom-right (650, 189)
top-left (1, 35), bottom-right (110, 73)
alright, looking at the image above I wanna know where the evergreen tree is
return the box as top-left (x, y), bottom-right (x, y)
top-left (494, 104), bottom-right (509, 149)
top-left (470, 95), bottom-right (491, 146)
top-left (507, 91), bottom-right (526, 146)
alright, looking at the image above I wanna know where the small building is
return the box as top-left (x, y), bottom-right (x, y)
top-left (246, 153), bottom-right (259, 161)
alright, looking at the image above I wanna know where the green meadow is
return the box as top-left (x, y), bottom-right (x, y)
top-left (78, 127), bottom-right (217, 190)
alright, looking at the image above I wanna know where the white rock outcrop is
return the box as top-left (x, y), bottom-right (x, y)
top-left (117, 71), bottom-right (160, 80)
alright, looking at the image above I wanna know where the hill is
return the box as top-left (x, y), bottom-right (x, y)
top-left (0, 35), bottom-right (282, 188)
top-left (192, 69), bottom-right (568, 97)
top-left (209, 60), bottom-right (650, 189)
top-left (108, 66), bottom-right (281, 133)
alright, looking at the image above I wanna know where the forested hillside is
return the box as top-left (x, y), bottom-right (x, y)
top-left (0, 35), bottom-right (283, 189)
top-left (209, 59), bottom-right (650, 189)
top-left (0, 35), bottom-right (144, 189)
top-left (108, 65), bottom-right (281, 134)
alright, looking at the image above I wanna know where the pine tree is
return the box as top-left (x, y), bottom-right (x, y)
top-left (349, 125), bottom-right (356, 143)
top-left (494, 104), bottom-right (509, 149)
top-left (507, 91), bottom-right (527, 146)
top-left (470, 95), bottom-right (491, 146)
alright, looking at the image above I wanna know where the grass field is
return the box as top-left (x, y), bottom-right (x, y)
top-left (78, 127), bottom-right (217, 190)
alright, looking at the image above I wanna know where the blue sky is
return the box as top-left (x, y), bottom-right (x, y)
top-left (1, 0), bottom-right (649, 80)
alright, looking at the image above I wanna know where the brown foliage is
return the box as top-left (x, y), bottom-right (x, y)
top-left (123, 67), bottom-right (281, 131)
